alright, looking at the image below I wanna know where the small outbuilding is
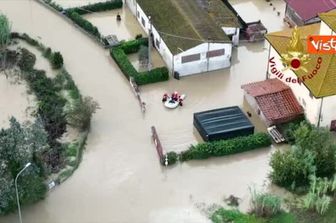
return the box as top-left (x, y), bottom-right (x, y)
top-left (194, 106), bottom-right (254, 142)
top-left (241, 79), bottom-right (304, 126)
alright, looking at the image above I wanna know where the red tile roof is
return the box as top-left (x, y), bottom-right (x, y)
top-left (285, 0), bottom-right (336, 21)
top-left (241, 79), bottom-right (304, 125)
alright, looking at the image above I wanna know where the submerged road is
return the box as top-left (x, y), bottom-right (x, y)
top-left (0, 1), bottom-right (287, 222)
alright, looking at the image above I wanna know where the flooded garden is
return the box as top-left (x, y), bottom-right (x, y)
top-left (3, 0), bottom-right (333, 223)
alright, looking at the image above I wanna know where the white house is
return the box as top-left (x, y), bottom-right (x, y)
top-left (125, 0), bottom-right (241, 77)
top-left (265, 10), bottom-right (336, 130)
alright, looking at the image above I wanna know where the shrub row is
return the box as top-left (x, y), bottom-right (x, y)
top-left (24, 68), bottom-right (67, 140)
top-left (66, 10), bottom-right (101, 39)
top-left (68, 0), bottom-right (123, 15)
top-left (43, 0), bottom-right (64, 12)
top-left (180, 133), bottom-right (272, 161)
top-left (12, 32), bottom-right (64, 69)
top-left (110, 38), bottom-right (169, 85)
top-left (162, 151), bottom-right (178, 166)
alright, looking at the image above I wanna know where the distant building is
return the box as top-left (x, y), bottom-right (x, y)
top-left (265, 11), bottom-right (336, 129)
top-left (284, 0), bottom-right (336, 26)
top-left (125, 0), bottom-right (242, 77)
top-left (241, 79), bottom-right (303, 126)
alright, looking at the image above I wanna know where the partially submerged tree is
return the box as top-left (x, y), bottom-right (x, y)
top-left (51, 51), bottom-right (63, 69)
top-left (0, 14), bottom-right (11, 72)
top-left (0, 117), bottom-right (48, 215)
top-left (66, 96), bottom-right (99, 130)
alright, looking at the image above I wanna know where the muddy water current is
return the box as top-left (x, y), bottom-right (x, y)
top-left (0, 1), bottom-right (289, 222)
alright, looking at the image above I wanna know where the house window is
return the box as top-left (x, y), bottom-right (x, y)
top-left (181, 53), bottom-right (200, 63)
top-left (206, 49), bottom-right (225, 58)
top-left (155, 39), bottom-right (160, 49)
top-left (137, 11), bottom-right (140, 18)
top-left (141, 17), bottom-right (145, 27)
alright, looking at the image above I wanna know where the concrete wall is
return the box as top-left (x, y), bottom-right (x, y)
top-left (222, 27), bottom-right (240, 46)
top-left (320, 96), bottom-right (336, 128)
top-left (173, 42), bottom-right (232, 76)
top-left (267, 47), bottom-right (321, 125)
top-left (244, 93), bottom-right (270, 126)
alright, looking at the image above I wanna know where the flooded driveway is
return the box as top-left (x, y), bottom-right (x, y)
top-left (0, 1), bottom-right (288, 223)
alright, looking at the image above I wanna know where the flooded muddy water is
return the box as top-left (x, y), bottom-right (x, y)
top-left (0, 73), bottom-right (35, 128)
top-left (84, 6), bottom-right (145, 40)
top-left (128, 48), bottom-right (166, 72)
top-left (229, 0), bottom-right (287, 32)
top-left (54, 0), bottom-right (108, 9)
top-left (0, 1), bottom-right (289, 223)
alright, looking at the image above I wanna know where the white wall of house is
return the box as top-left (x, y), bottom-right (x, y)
top-left (244, 93), bottom-right (269, 126)
top-left (267, 46), bottom-right (321, 125)
top-left (173, 42), bottom-right (232, 76)
top-left (320, 96), bottom-right (336, 128)
top-left (126, 0), bottom-right (233, 77)
top-left (320, 21), bottom-right (336, 35)
top-left (125, 0), bottom-right (173, 71)
top-left (222, 27), bottom-right (240, 46)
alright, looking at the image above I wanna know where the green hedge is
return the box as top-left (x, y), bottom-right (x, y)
top-left (110, 38), bottom-right (169, 85)
top-left (66, 10), bottom-right (101, 39)
top-left (162, 151), bottom-right (178, 165)
top-left (68, 0), bottom-right (123, 15)
top-left (180, 133), bottom-right (272, 161)
top-left (120, 38), bottom-right (148, 54)
top-left (136, 67), bottom-right (169, 85)
top-left (44, 0), bottom-right (64, 12)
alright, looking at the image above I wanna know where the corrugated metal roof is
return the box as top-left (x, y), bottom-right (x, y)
top-left (285, 0), bottom-right (336, 21)
top-left (137, 0), bottom-right (235, 54)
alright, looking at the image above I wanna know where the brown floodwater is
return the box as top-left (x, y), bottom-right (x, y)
top-left (0, 73), bottom-right (35, 128)
top-left (84, 6), bottom-right (146, 41)
top-left (54, 0), bottom-right (108, 9)
top-left (0, 1), bottom-right (289, 223)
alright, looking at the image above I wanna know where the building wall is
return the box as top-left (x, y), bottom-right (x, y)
top-left (320, 96), bottom-right (336, 128)
top-left (125, 0), bottom-right (173, 71)
top-left (267, 47), bottom-right (321, 125)
top-left (126, 0), bottom-right (233, 77)
top-left (244, 93), bottom-right (270, 126)
top-left (320, 21), bottom-right (336, 35)
top-left (285, 5), bottom-right (304, 26)
top-left (222, 27), bottom-right (240, 46)
top-left (173, 42), bottom-right (232, 76)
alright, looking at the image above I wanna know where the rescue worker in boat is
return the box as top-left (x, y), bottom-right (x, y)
top-left (162, 93), bottom-right (168, 102)
top-left (116, 13), bottom-right (121, 21)
top-left (172, 91), bottom-right (179, 101)
top-left (178, 97), bottom-right (183, 106)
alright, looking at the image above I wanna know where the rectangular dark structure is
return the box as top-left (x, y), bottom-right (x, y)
top-left (194, 106), bottom-right (254, 141)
